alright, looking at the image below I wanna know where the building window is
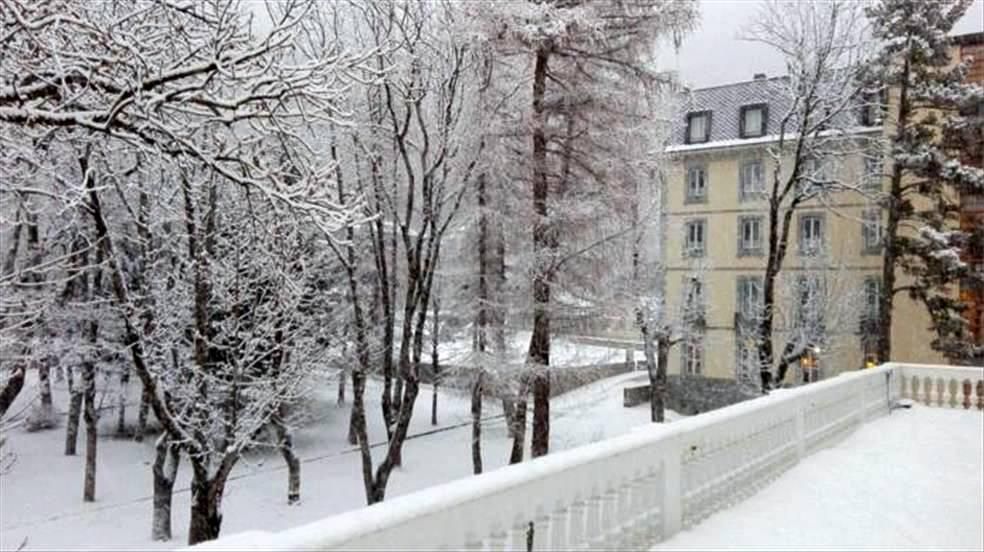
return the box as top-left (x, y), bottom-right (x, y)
top-left (863, 277), bottom-right (881, 325)
top-left (739, 159), bottom-right (765, 201)
top-left (736, 342), bottom-right (758, 384)
top-left (861, 209), bottom-right (883, 254)
top-left (860, 277), bottom-right (881, 357)
top-left (863, 150), bottom-right (883, 192)
top-left (739, 104), bottom-right (768, 138)
top-left (684, 219), bottom-right (706, 257)
top-left (685, 111), bottom-right (712, 144)
top-left (686, 165), bottom-right (707, 203)
top-left (683, 339), bottom-right (704, 376)
top-left (796, 275), bottom-right (825, 330)
top-left (736, 275), bottom-right (763, 321)
top-left (858, 90), bottom-right (886, 127)
top-left (799, 214), bottom-right (824, 255)
top-left (737, 216), bottom-right (764, 256)
top-left (798, 155), bottom-right (832, 196)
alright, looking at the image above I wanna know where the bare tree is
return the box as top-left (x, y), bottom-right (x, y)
top-left (742, 0), bottom-right (874, 389)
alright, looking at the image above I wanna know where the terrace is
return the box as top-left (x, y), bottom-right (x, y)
top-left (193, 363), bottom-right (984, 551)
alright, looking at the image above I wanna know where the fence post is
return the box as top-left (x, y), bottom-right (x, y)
top-left (661, 441), bottom-right (682, 540)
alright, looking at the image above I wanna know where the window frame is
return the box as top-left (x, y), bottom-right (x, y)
top-left (736, 275), bottom-right (763, 320)
top-left (682, 338), bottom-right (704, 376)
top-left (862, 148), bottom-right (883, 192)
top-left (739, 103), bottom-right (769, 139)
top-left (737, 215), bottom-right (764, 256)
top-left (685, 164), bottom-right (708, 204)
top-left (685, 110), bottom-right (713, 144)
top-left (739, 159), bottom-right (766, 201)
top-left (861, 209), bottom-right (883, 254)
top-left (798, 213), bottom-right (825, 256)
top-left (683, 219), bottom-right (707, 258)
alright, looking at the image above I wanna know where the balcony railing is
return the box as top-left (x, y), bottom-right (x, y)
top-left (189, 363), bottom-right (984, 552)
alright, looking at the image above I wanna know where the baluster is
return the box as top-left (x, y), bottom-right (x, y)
top-left (900, 373), bottom-right (909, 401)
top-left (532, 508), bottom-right (549, 552)
top-left (643, 468), bottom-right (662, 544)
top-left (923, 376), bottom-right (934, 405)
top-left (548, 501), bottom-right (569, 551)
top-left (464, 531), bottom-right (485, 551)
top-left (486, 524), bottom-right (507, 551)
top-left (612, 477), bottom-right (632, 549)
top-left (948, 379), bottom-right (959, 409)
top-left (597, 485), bottom-right (618, 550)
top-left (624, 474), bottom-right (645, 547)
top-left (976, 381), bottom-right (984, 410)
top-left (909, 375), bottom-right (919, 403)
top-left (963, 379), bottom-right (972, 410)
top-left (935, 377), bottom-right (945, 407)
top-left (567, 495), bottom-right (587, 549)
top-left (506, 517), bottom-right (527, 552)
top-left (583, 488), bottom-right (603, 550)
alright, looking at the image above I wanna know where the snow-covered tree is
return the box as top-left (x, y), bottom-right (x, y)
top-left (470, 0), bottom-right (699, 460)
top-left (741, 0), bottom-right (874, 389)
top-left (862, 0), bottom-right (984, 363)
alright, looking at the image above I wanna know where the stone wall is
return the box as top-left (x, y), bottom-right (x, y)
top-left (623, 374), bottom-right (759, 415)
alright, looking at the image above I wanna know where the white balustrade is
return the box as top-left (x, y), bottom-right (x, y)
top-left (188, 363), bottom-right (982, 552)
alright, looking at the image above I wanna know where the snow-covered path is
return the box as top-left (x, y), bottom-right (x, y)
top-left (653, 405), bottom-right (984, 551)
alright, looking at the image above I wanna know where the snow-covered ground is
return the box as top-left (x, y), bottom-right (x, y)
top-left (0, 370), bottom-right (665, 550)
top-left (653, 405), bottom-right (984, 551)
top-left (433, 330), bottom-right (626, 367)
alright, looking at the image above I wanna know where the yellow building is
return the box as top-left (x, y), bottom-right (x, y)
top-left (662, 74), bottom-right (947, 384)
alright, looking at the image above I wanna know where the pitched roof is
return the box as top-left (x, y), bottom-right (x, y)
top-left (671, 75), bottom-right (792, 146)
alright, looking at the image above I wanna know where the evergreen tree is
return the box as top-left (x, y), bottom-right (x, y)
top-left (864, 0), bottom-right (984, 363)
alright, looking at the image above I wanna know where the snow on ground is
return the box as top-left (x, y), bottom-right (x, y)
top-left (0, 369), bottom-right (667, 550)
top-left (653, 405), bottom-right (984, 551)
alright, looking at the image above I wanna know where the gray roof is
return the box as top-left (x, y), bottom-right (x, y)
top-left (671, 76), bottom-right (792, 146)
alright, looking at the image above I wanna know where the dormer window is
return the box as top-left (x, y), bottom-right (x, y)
top-left (739, 104), bottom-right (768, 138)
top-left (685, 111), bottom-right (712, 144)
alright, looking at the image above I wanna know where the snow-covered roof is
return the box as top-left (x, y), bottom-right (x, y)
top-left (671, 76), bottom-right (793, 146)
top-left (669, 74), bottom-right (872, 149)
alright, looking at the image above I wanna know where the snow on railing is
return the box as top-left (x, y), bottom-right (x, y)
top-left (896, 364), bottom-right (984, 410)
top-left (189, 363), bottom-right (981, 551)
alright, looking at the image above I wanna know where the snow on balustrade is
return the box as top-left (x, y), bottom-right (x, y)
top-left (897, 364), bottom-right (984, 409)
top-left (187, 363), bottom-right (982, 551)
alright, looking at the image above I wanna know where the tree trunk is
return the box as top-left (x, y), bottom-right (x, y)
top-left (135, 385), bottom-right (150, 443)
top-left (430, 293), bottom-right (440, 427)
top-left (151, 435), bottom-right (181, 541)
top-left (347, 399), bottom-right (359, 446)
top-left (0, 364), bottom-right (25, 420)
top-left (638, 316), bottom-right (664, 423)
top-left (529, 45), bottom-right (552, 459)
top-left (187, 461), bottom-right (235, 546)
top-left (64, 368), bottom-right (83, 455)
top-left (38, 357), bottom-right (53, 420)
top-left (337, 365), bottom-right (346, 406)
top-left (508, 394), bottom-right (527, 464)
top-left (471, 372), bottom-right (483, 474)
top-left (116, 365), bottom-right (130, 436)
top-left (82, 360), bottom-right (98, 502)
top-left (272, 407), bottom-right (301, 505)
top-left (758, 196), bottom-right (797, 392)
top-left (879, 58), bottom-right (911, 364)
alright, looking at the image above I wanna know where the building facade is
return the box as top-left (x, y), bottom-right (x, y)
top-left (661, 73), bottom-right (949, 383)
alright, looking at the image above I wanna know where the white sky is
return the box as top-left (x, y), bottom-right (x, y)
top-left (666, 0), bottom-right (984, 89)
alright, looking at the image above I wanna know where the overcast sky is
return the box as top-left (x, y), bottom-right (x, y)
top-left (665, 0), bottom-right (984, 89)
